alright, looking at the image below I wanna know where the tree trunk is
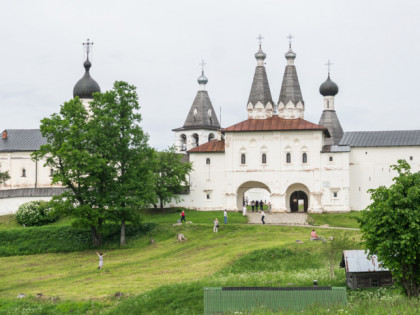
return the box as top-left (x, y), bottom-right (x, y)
top-left (153, 204), bottom-right (157, 209)
top-left (160, 199), bottom-right (164, 210)
top-left (91, 226), bottom-right (102, 247)
top-left (120, 218), bottom-right (126, 246)
top-left (402, 278), bottom-right (420, 297)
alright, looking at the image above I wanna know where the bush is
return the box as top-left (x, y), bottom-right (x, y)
top-left (15, 201), bottom-right (59, 226)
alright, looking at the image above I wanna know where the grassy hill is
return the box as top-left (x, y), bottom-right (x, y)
top-left (0, 209), bottom-right (418, 314)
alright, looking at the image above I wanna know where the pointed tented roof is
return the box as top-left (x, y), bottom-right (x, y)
top-left (222, 116), bottom-right (330, 136)
top-left (248, 66), bottom-right (273, 106)
top-left (173, 90), bottom-right (220, 131)
top-left (319, 110), bottom-right (344, 145)
top-left (278, 63), bottom-right (304, 105)
top-left (188, 139), bottom-right (225, 153)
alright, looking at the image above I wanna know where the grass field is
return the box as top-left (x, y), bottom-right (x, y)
top-left (0, 209), bottom-right (418, 314)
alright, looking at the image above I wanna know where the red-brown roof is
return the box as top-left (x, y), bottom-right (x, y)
top-left (188, 139), bottom-right (225, 153)
top-left (222, 116), bottom-right (330, 136)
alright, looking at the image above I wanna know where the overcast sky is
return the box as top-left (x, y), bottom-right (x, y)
top-left (1, 0), bottom-right (419, 150)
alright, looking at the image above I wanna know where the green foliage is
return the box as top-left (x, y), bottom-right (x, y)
top-left (359, 160), bottom-right (420, 297)
top-left (221, 247), bottom-right (323, 274)
top-left (0, 163), bottom-right (9, 185)
top-left (15, 201), bottom-right (59, 226)
top-left (307, 211), bottom-right (361, 228)
top-left (0, 223), bottom-right (156, 257)
top-left (0, 297), bottom-right (108, 315)
top-left (151, 147), bottom-right (192, 209)
top-left (322, 232), bottom-right (356, 280)
top-left (33, 81), bottom-right (155, 246)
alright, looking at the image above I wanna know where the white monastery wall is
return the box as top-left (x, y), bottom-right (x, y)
top-left (0, 196), bottom-right (52, 215)
top-left (167, 152), bottom-right (226, 210)
top-left (0, 152), bottom-right (54, 189)
top-left (348, 146), bottom-right (420, 210)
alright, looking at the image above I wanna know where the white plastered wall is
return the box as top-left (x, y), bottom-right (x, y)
top-left (348, 146), bottom-right (420, 210)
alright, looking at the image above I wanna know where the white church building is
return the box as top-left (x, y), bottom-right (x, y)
top-left (1, 40), bottom-right (420, 214)
top-left (171, 42), bottom-right (420, 213)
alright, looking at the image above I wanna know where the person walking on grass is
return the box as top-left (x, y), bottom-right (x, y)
top-left (180, 209), bottom-right (186, 223)
top-left (261, 210), bottom-right (266, 225)
top-left (224, 209), bottom-right (228, 224)
top-left (213, 218), bottom-right (219, 233)
top-left (96, 252), bottom-right (107, 270)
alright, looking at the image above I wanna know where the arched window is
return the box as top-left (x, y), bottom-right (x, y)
top-left (22, 169), bottom-right (26, 177)
top-left (192, 133), bottom-right (199, 147)
top-left (208, 133), bottom-right (215, 142)
top-left (302, 153), bottom-right (307, 163)
top-left (241, 154), bottom-right (246, 165)
top-left (180, 134), bottom-right (187, 151)
top-left (286, 153), bottom-right (291, 163)
top-left (50, 168), bottom-right (54, 176)
top-left (262, 153), bottom-right (267, 164)
top-left (206, 158), bottom-right (211, 165)
top-left (329, 156), bottom-right (333, 162)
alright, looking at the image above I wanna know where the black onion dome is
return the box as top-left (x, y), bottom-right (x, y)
top-left (73, 58), bottom-right (101, 98)
top-left (319, 74), bottom-right (339, 96)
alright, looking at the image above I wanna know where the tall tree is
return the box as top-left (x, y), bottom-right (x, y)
top-left (152, 147), bottom-right (192, 209)
top-left (359, 160), bottom-right (420, 297)
top-left (89, 81), bottom-right (155, 245)
top-left (34, 81), bottom-right (154, 246)
top-left (34, 98), bottom-right (107, 246)
top-left (0, 163), bottom-right (10, 185)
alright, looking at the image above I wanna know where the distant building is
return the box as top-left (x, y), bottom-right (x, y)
top-left (341, 250), bottom-right (394, 289)
top-left (171, 41), bottom-right (420, 212)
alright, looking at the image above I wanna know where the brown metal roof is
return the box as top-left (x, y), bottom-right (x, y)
top-left (222, 116), bottom-right (330, 136)
top-left (188, 139), bottom-right (225, 153)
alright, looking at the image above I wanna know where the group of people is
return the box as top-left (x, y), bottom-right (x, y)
top-left (250, 200), bottom-right (264, 212)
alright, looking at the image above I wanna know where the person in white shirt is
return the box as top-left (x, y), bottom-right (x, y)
top-left (261, 210), bottom-right (266, 225)
top-left (224, 210), bottom-right (228, 224)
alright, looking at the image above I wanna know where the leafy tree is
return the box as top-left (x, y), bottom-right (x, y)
top-left (359, 160), bottom-right (420, 297)
top-left (34, 81), bottom-right (154, 246)
top-left (0, 163), bottom-right (10, 184)
top-left (89, 81), bottom-right (155, 245)
top-left (151, 147), bottom-right (192, 209)
top-left (322, 232), bottom-right (354, 280)
top-left (33, 98), bottom-right (108, 246)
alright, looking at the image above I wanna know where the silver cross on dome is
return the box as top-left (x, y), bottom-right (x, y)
top-left (83, 39), bottom-right (94, 59)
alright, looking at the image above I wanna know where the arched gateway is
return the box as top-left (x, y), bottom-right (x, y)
top-left (236, 181), bottom-right (271, 210)
top-left (286, 183), bottom-right (310, 212)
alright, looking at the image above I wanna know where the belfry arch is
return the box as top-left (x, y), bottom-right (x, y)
top-left (236, 181), bottom-right (271, 210)
top-left (286, 183), bottom-right (310, 212)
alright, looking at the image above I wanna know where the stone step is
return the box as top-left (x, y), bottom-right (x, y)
top-left (246, 212), bottom-right (308, 225)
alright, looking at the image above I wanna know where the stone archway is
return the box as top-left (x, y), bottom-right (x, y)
top-left (236, 181), bottom-right (271, 210)
top-left (286, 183), bottom-right (310, 213)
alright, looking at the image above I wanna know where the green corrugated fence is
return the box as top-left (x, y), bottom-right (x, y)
top-left (204, 287), bottom-right (347, 314)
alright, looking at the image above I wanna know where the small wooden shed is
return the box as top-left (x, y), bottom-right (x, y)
top-left (341, 250), bottom-right (394, 289)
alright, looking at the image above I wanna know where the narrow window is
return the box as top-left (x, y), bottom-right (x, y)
top-left (286, 153), bottom-right (291, 163)
top-left (206, 158), bottom-right (211, 165)
top-left (329, 156), bottom-right (333, 162)
top-left (262, 153), bottom-right (267, 164)
top-left (333, 192), bottom-right (338, 198)
top-left (206, 194), bottom-right (211, 200)
top-left (50, 168), bottom-right (54, 176)
top-left (302, 153), bottom-right (307, 163)
top-left (22, 169), bottom-right (26, 177)
top-left (327, 100), bottom-right (329, 109)
top-left (241, 154), bottom-right (246, 165)
top-left (410, 156), bottom-right (413, 161)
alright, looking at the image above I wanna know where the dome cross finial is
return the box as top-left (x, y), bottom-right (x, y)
top-left (257, 34), bottom-right (264, 47)
top-left (287, 34), bottom-right (294, 49)
top-left (83, 38), bottom-right (94, 60)
top-left (325, 60), bottom-right (333, 75)
top-left (199, 59), bottom-right (206, 74)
